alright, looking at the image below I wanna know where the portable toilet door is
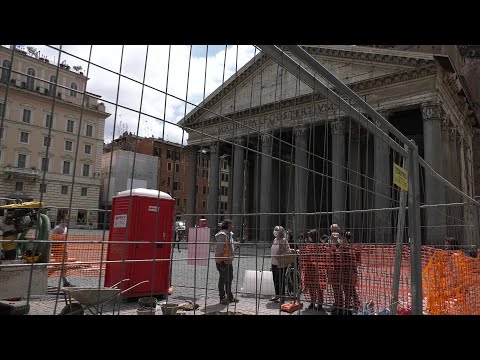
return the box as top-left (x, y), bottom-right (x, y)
top-left (105, 188), bottom-right (175, 297)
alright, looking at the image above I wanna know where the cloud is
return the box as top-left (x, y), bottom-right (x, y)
top-left (18, 45), bottom-right (256, 144)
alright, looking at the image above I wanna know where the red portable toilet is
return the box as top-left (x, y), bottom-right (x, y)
top-left (105, 188), bottom-right (175, 298)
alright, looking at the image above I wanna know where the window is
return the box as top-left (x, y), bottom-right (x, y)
top-left (173, 181), bottom-right (179, 191)
top-left (70, 82), bottom-right (78, 97)
top-left (0, 102), bottom-right (5, 120)
top-left (45, 114), bottom-right (52, 128)
top-left (49, 75), bottom-right (56, 95)
top-left (153, 147), bottom-right (161, 157)
top-left (205, 170), bottom-right (208, 178)
top-left (43, 136), bottom-right (51, 147)
top-left (175, 152), bottom-right (180, 161)
top-left (63, 161), bottom-right (71, 175)
top-left (202, 186), bottom-right (206, 195)
top-left (83, 164), bottom-right (90, 177)
top-left (67, 120), bottom-right (74, 133)
top-left (167, 149), bottom-right (172, 159)
top-left (17, 154), bottom-right (26, 168)
top-left (175, 163), bottom-right (180, 173)
top-left (65, 140), bottom-right (73, 151)
top-left (84, 144), bottom-right (91, 154)
top-left (81, 188), bottom-right (87, 196)
top-left (225, 174), bottom-right (229, 182)
top-left (202, 169), bottom-right (206, 178)
top-left (183, 199), bottom-right (187, 208)
top-left (15, 182), bottom-right (23, 192)
top-left (0, 126), bottom-right (4, 140)
top-left (167, 162), bottom-right (172, 171)
top-left (26, 68), bottom-right (35, 90)
top-left (167, 177), bottom-right (171, 187)
top-left (22, 109), bottom-right (31, 123)
top-left (39, 183), bottom-right (47, 193)
top-left (41, 157), bottom-right (49, 171)
top-left (61, 185), bottom-right (68, 195)
top-left (86, 124), bottom-right (93, 137)
top-left (1, 60), bottom-right (11, 83)
top-left (77, 209), bottom-right (87, 223)
top-left (202, 201), bottom-right (206, 209)
top-left (20, 132), bottom-right (29, 144)
top-left (223, 162), bottom-right (228, 170)
top-left (175, 198), bottom-right (180, 206)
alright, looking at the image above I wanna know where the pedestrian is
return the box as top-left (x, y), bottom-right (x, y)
top-left (444, 236), bottom-right (460, 251)
top-left (327, 223), bottom-right (344, 314)
top-left (214, 219), bottom-right (239, 305)
top-left (304, 229), bottom-right (326, 311)
top-left (269, 225), bottom-right (293, 304)
top-left (51, 218), bottom-right (73, 287)
top-left (174, 231), bottom-right (181, 253)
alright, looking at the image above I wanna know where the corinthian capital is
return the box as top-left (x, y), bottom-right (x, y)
top-left (209, 142), bottom-right (219, 155)
top-left (449, 126), bottom-right (457, 142)
top-left (441, 114), bottom-right (450, 132)
top-left (260, 133), bottom-right (273, 147)
top-left (294, 125), bottom-right (308, 138)
top-left (185, 144), bottom-right (200, 156)
top-left (232, 137), bottom-right (245, 146)
top-left (330, 119), bottom-right (346, 135)
top-left (421, 102), bottom-right (444, 121)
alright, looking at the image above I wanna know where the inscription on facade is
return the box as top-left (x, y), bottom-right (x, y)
top-left (217, 95), bottom-right (368, 136)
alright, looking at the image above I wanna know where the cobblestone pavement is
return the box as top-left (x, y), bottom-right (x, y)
top-left (26, 242), bottom-right (329, 315)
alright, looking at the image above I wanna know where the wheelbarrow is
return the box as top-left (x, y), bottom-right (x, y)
top-left (59, 279), bottom-right (149, 315)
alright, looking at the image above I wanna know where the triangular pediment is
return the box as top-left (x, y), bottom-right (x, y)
top-left (180, 45), bottom-right (436, 128)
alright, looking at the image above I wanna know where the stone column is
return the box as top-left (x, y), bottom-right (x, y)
top-left (207, 142), bottom-right (220, 229)
top-left (449, 126), bottom-right (463, 241)
top-left (259, 133), bottom-right (273, 242)
top-left (459, 134), bottom-right (472, 245)
top-left (185, 145), bottom-right (199, 228)
top-left (421, 102), bottom-right (446, 244)
top-left (374, 112), bottom-right (392, 242)
top-left (231, 138), bottom-right (245, 232)
top-left (441, 117), bottom-right (452, 235)
top-left (331, 119), bottom-right (346, 227)
top-left (295, 125), bottom-right (309, 236)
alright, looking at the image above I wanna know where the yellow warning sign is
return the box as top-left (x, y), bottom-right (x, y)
top-left (393, 163), bottom-right (408, 191)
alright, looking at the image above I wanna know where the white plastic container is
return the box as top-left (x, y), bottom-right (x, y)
top-left (240, 270), bottom-right (276, 297)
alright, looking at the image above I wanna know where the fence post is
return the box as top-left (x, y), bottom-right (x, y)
top-left (407, 142), bottom-right (423, 315)
top-left (391, 144), bottom-right (409, 315)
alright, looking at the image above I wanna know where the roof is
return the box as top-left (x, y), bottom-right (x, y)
top-left (114, 188), bottom-right (173, 200)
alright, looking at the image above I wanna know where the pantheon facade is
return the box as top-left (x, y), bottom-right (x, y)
top-left (179, 45), bottom-right (478, 244)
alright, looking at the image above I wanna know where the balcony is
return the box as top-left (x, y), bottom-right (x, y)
top-left (3, 166), bottom-right (40, 179)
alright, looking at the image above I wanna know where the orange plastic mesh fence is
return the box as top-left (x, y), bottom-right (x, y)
top-left (46, 234), bottom-right (108, 278)
top-left (422, 247), bottom-right (480, 315)
top-left (298, 244), bottom-right (438, 314)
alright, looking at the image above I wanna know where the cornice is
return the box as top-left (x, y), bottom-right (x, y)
top-left (301, 46), bottom-right (435, 68)
top-left (188, 65), bottom-right (437, 130)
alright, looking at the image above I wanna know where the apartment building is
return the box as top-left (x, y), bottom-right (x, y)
top-left (103, 132), bottom-right (211, 220)
top-left (0, 46), bottom-right (110, 227)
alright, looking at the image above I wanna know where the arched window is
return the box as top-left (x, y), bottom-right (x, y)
top-left (70, 82), bottom-right (77, 97)
top-left (1, 60), bottom-right (11, 83)
top-left (26, 68), bottom-right (35, 90)
top-left (49, 75), bottom-right (56, 95)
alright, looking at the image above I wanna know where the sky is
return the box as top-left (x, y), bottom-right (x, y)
top-left (14, 45), bottom-right (257, 144)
